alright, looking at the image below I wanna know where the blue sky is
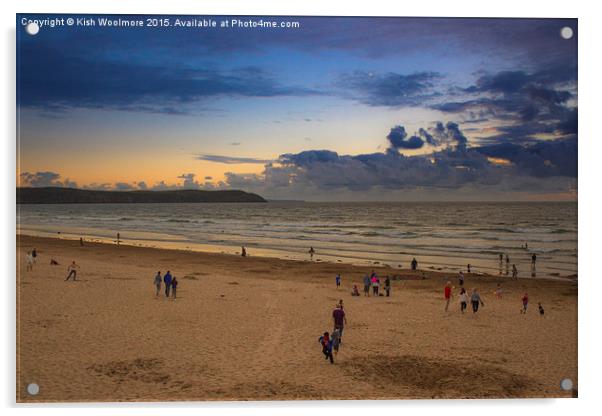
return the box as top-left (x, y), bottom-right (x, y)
top-left (17, 15), bottom-right (577, 200)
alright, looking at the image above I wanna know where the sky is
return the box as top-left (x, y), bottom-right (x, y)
top-left (17, 15), bottom-right (578, 201)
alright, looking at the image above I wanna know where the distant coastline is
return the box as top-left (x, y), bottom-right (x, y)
top-left (16, 187), bottom-right (266, 204)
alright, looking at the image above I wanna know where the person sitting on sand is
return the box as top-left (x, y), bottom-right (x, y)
top-left (444, 281), bottom-right (453, 312)
top-left (335, 274), bottom-right (341, 289)
top-left (154, 271), bottom-right (162, 296)
top-left (411, 258), bottom-right (418, 271)
top-left (171, 276), bottom-right (178, 299)
top-left (332, 304), bottom-right (347, 341)
top-left (538, 302), bottom-right (545, 316)
top-left (351, 284), bottom-right (360, 296)
top-left (318, 332), bottom-right (334, 364)
top-left (26, 251), bottom-right (34, 272)
top-left (521, 293), bottom-right (529, 314)
top-left (163, 271), bottom-right (173, 297)
top-left (65, 261), bottom-right (80, 281)
top-left (459, 288), bottom-right (469, 313)
top-left (471, 288), bottom-right (484, 313)
top-left (363, 274), bottom-right (371, 296)
top-left (384, 276), bottom-right (391, 297)
top-left (50, 258), bottom-right (59, 266)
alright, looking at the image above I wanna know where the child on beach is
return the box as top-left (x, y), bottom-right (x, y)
top-left (65, 261), bottom-right (80, 281)
top-left (154, 271), bottom-right (162, 296)
top-left (538, 302), bottom-right (545, 316)
top-left (444, 281), bottom-right (453, 312)
top-left (471, 288), bottom-right (484, 313)
top-left (459, 288), bottom-right (469, 313)
top-left (331, 328), bottom-right (342, 355)
top-left (171, 276), bottom-right (178, 299)
top-left (318, 332), bottom-right (334, 364)
top-left (495, 284), bottom-right (503, 299)
top-left (335, 274), bottom-right (341, 289)
top-left (371, 275), bottom-right (380, 296)
top-left (351, 284), bottom-right (360, 296)
top-left (521, 293), bottom-right (529, 314)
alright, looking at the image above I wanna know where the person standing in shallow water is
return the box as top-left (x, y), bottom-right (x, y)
top-left (505, 254), bottom-right (510, 276)
top-left (308, 247), bottom-right (315, 261)
top-left (531, 253), bottom-right (537, 277)
top-left (411, 258), bottom-right (418, 271)
top-left (154, 271), bottom-right (162, 296)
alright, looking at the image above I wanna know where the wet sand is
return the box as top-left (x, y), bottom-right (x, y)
top-left (16, 235), bottom-right (577, 402)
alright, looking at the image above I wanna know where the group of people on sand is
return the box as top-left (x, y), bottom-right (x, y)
top-left (354, 271), bottom-right (391, 297)
top-left (318, 299), bottom-right (346, 364)
top-left (154, 271), bottom-right (178, 299)
top-left (25, 247), bottom-right (82, 281)
top-left (444, 272), bottom-right (545, 316)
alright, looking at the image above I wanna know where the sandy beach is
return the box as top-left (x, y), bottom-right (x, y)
top-left (16, 235), bottom-right (577, 402)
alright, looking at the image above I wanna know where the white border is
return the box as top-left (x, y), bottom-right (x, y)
top-left (2, 1), bottom-right (600, 415)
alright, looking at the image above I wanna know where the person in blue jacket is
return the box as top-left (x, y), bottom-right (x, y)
top-left (163, 271), bottom-right (173, 298)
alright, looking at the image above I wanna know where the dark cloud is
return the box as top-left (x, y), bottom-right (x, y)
top-left (386, 126), bottom-right (425, 150)
top-left (17, 40), bottom-right (318, 115)
top-left (19, 171), bottom-right (77, 188)
top-left (337, 71), bottom-right (441, 107)
top-left (196, 154), bottom-right (273, 164)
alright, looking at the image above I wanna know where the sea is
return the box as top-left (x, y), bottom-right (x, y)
top-left (17, 201), bottom-right (577, 279)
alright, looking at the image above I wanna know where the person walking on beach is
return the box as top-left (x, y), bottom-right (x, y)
top-left (505, 254), bottom-right (510, 276)
top-left (363, 274), bottom-right (371, 296)
top-left (335, 274), bottom-right (341, 289)
top-left (512, 264), bottom-right (518, 279)
top-left (467, 264), bottom-right (472, 273)
top-left (459, 288), bottom-right (469, 313)
top-left (319, 332), bottom-right (334, 364)
top-left (308, 247), bottom-right (315, 261)
top-left (65, 261), bottom-right (80, 281)
top-left (331, 328), bottom-right (342, 355)
top-left (384, 276), bottom-right (391, 297)
top-left (444, 281), bottom-right (453, 312)
top-left (171, 276), bottom-right (178, 299)
top-left (521, 293), bottom-right (529, 314)
top-left (411, 257), bottom-right (418, 271)
top-left (163, 270), bottom-right (173, 297)
top-left (332, 304), bottom-right (347, 342)
top-left (458, 270), bottom-right (465, 286)
top-left (531, 253), bottom-right (537, 277)
top-left (154, 271), bottom-right (162, 296)
top-left (241, 246), bottom-right (247, 257)
top-left (471, 288), bottom-right (484, 313)
top-left (26, 251), bottom-right (34, 272)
